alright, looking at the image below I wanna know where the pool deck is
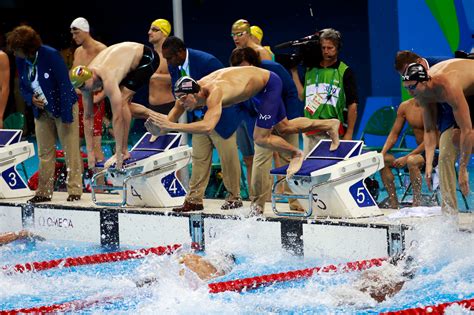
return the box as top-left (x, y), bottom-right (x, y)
top-left (0, 192), bottom-right (472, 261)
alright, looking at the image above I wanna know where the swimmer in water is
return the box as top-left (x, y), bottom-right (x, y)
top-left (354, 252), bottom-right (417, 302)
top-left (135, 251), bottom-right (236, 287)
top-left (0, 230), bottom-right (45, 246)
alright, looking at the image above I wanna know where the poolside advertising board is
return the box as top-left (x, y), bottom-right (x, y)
top-left (34, 208), bottom-right (101, 243)
top-left (0, 205), bottom-right (22, 233)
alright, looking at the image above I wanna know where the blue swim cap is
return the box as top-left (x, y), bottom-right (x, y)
top-left (402, 63), bottom-right (429, 82)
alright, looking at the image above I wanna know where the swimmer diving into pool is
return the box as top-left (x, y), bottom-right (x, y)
top-left (145, 67), bottom-right (340, 179)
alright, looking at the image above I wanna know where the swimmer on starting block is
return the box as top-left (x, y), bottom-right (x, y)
top-left (135, 250), bottom-right (236, 287)
top-left (145, 67), bottom-right (340, 178)
top-left (0, 230), bottom-right (45, 246)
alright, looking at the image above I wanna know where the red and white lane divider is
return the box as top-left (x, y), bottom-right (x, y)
top-left (0, 256), bottom-right (387, 314)
top-left (380, 297), bottom-right (474, 315)
top-left (1, 244), bottom-right (181, 274)
top-left (3, 252), bottom-right (472, 314)
top-left (208, 257), bottom-right (387, 293)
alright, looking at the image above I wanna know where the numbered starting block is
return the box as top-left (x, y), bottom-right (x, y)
top-left (270, 140), bottom-right (384, 218)
top-left (91, 132), bottom-right (191, 207)
top-left (0, 130), bottom-right (35, 198)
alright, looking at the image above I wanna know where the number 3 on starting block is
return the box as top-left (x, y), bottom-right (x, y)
top-left (2, 166), bottom-right (27, 190)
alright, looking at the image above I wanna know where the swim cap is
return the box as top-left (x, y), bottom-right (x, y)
top-left (250, 25), bottom-right (263, 42)
top-left (402, 63), bottom-right (429, 82)
top-left (70, 65), bottom-right (92, 88)
top-left (232, 19), bottom-right (250, 32)
top-left (151, 19), bottom-right (171, 37)
top-left (175, 76), bottom-right (200, 94)
top-left (205, 252), bottom-right (236, 275)
top-left (70, 17), bottom-right (90, 32)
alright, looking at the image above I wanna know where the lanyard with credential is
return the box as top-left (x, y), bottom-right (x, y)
top-left (315, 68), bottom-right (337, 102)
top-left (26, 52), bottom-right (39, 82)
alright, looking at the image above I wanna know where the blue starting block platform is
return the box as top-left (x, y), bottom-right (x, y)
top-left (91, 132), bottom-right (192, 207)
top-left (0, 130), bottom-right (35, 198)
top-left (270, 140), bottom-right (384, 218)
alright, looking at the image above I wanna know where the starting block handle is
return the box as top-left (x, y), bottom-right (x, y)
top-left (271, 178), bottom-right (314, 218)
top-left (271, 169), bottom-right (366, 218)
top-left (91, 168), bottom-right (127, 207)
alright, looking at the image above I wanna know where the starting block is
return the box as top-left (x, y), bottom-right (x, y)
top-left (0, 130), bottom-right (35, 198)
top-left (91, 132), bottom-right (191, 207)
top-left (270, 140), bottom-right (384, 218)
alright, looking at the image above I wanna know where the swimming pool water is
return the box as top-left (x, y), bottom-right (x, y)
top-left (1, 219), bottom-right (473, 314)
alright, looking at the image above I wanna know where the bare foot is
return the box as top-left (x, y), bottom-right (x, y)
top-left (145, 118), bottom-right (161, 136)
top-left (286, 150), bottom-right (304, 180)
top-left (327, 119), bottom-right (340, 151)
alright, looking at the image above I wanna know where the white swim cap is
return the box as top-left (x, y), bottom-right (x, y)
top-left (70, 17), bottom-right (90, 32)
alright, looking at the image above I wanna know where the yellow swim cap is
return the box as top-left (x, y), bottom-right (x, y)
top-left (232, 19), bottom-right (250, 32)
top-left (151, 19), bottom-right (171, 36)
top-left (70, 65), bottom-right (92, 89)
top-left (250, 25), bottom-right (263, 42)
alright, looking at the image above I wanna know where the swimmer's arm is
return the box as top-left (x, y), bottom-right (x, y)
top-left (290, 67), bottom-right (304, 101)
top-left (445, 81), bottom-right (472, 195)
top-left (168, 93), bottom-right (222, 134)
top-left (343, 102), bottom-right (357, 140)
top-left (381, 105), bottom-right (407, 155)
top-left (445, 82), bottom-right (473, 162)
top-left (81, 90), bottom-right (96, 163)
top-left (423, 104), bottom-right (438, 186)
top-left (167, 100), bottom-right (185, 123)
top-left (106, 82), bottom-right (126, 162)
top-left (0, 230), bottom-right (44, 245)
top-left (129, 103), bottom-right (153, 119)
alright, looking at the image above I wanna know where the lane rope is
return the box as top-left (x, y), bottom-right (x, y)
top-left (380, 297), bottom-right (474, 314)
top-left (0, 256), bottom-right (387, 314)
top-left (2, 244), bottom-right (182, 273)
top-left (208, 257), bottom-right (387, 293)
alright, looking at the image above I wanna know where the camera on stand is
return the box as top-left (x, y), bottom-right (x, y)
top-left (274, 32), bottom-right (323, 69)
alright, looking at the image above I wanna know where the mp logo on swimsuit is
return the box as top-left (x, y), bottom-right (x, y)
top-left (259, 114), bottom-right (272, 120)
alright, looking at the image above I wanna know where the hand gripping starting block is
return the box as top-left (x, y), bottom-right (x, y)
top-left (91, 132), bottom-right (191, 207)
top-left (0, 130), bottom-right (35, 198)
top-left (270, 140), bottom-right (384, 218)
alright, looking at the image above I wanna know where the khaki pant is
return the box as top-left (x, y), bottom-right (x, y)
top-left (438, 127), bottom-right (459, 214)
top-left (251, 133), bottom-right (301, 210)
top-left (186, 131), bottom-right (241, 204)
top-left (35, 103), bottom-right (83, 197)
